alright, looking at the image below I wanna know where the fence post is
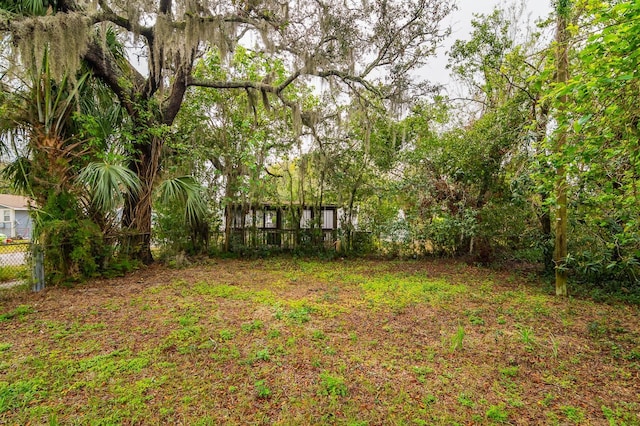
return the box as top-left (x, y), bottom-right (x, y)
top-left (32, 244), bottom-right (45, 292)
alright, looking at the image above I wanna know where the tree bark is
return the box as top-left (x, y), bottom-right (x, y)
top-left (554, 0), bottom-right (570, 296)
top-left (121, 133), bottom-right (162, 264)
top-left (223, 170), bottom-right (238, 252)
top-left (535, 102), bottom-right (554, 272)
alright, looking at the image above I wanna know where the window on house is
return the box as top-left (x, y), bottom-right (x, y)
top-left (300, 209), bottom-right (312, 228)
top-left (255, 211), bottom-right (264, 228)
top-left (233, 211), bottom-right (242, 227)
top-left (3, 210), bottom-right (9, 222)
top-left (264, 211), bottom-right (277, 228)
top-left (322, 209), bottom-right (334, 229)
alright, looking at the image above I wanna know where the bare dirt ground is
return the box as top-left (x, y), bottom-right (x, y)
top-left (1, 258), bottom-right (639, 424)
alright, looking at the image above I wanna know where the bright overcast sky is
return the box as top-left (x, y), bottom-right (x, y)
top-left (423, 0), bottom-right (554, 87)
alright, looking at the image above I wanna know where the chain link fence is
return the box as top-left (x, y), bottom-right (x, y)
top-left (0, 242), bottom-right (30, 288)
top-left (0, 233), bottom-right (152, 292)
top-left (0, 243), bottom-right (45, 291)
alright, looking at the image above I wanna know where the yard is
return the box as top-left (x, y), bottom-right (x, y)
top-left (0, 258), bottom-right (638, 425)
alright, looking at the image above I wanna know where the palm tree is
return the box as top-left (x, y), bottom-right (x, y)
top-left (1, 49), bottom-right (208, 284)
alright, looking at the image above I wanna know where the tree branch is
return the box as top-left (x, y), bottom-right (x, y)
top-left (95, 0), bottom-right (154, 41)
top-left (83, 40), bottom-right (144, 118)
top-left (316, 70), bottom-right (382, 97)
top-left (162, 59), bottom-right (192, 125)
top-left (264, 167), bottom-right (283, 178)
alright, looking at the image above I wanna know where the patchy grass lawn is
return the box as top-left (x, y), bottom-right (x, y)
top-left (0, 258), bottom-right (638, 425)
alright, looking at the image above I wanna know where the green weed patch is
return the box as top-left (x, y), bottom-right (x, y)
top-left (357, 273), bottom-right (467, 309)
top-left (0, 305), bottom-right (33, 322)
top-left (193, 281), bottom-right (276, 305)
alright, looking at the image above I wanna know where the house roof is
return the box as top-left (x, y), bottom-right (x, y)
top-left (0, 194), bottom-right (34, 210)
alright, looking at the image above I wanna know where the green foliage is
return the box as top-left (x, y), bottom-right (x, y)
top-left (254, 380), bottom-right (272, 399)
top-left (241, 320), bottom-right (264, 333)
top-left (32, 188), bottom-right (140, 284)
top-left (0, 41), bottom-right (147, 283)
top-left (156, 177), bottom-right (207, 228)
top-left (561, 405), bottom-right (585, 424)
top-left (253, 348), bottom-right (270, 362)
top-left (486, 404), bottom-right (509, 423)
top-left (449, 325), bottom-right (465, 353)
top-left (541, 0), bottom-right (640, 290)
top-left (0, 378), bottom-right (46, 414)
top-left (448, 8), bottom-right (514, 106)
top-left (36, 192), bottom-right (105, 284)
top-left (154, 203), bottom-right (215, 258)
top-left (318, 371), bottom-right (348, 397)
top-left (601, 403), bottom-right (639, 425)
top-left (359, 274), bottom-right (466, 310)
top-left (499, 366), bottom-right (519, 378)
top-left (286, 306), bottom-right (312, 323)
top-left (458, 393), bottom-right (475, 408)
top-left (562, 220), bottom-right (640, 294)
top-left (425, 211), bottom-right (478, 257)
top-left (0, 305), bottom-right (33, 322)
top-left (0, 0), bottom-right (45, 15)
top-left (218, 329), bottom-right (235, 341)
top-left (153, 176), bottom-right (212, 257)
top-left (174, 47), bottom-right (300, 256)
top-left (78, 161), bottom-right (141, 213)
top-left (2, 0), bottom-right (638, 299)
top-left (412, 365), bottom-right (434, 383)
top-left (0, 157), bottom-right (32, 195)
top-left (516, 325), bottom-right (536, 350)
top-left (400, 91), bottom-right (541, 262)
top-left (0, 265), bottom-right (28, 282)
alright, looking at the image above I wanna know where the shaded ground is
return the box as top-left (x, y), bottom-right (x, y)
top-left (1, 258), bottom-right (639, 424)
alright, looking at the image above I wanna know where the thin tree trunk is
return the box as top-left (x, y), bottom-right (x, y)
top-left (223, 172), bottom-right (235, 253)
top-left (554, 0), bottom-right (570, 296)
top-left (535, 102), bottom-right (554, 272)
top-left (346, 175), bottom-right (362, 252)
top-left (347, 187), bottom-right (357, 252)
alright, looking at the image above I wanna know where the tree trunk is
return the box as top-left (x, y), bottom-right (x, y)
top-left (535, 102), bottom-right (554, 272)
top-left (538, 208), bottom-right (554, 272)
top-left (554, 0), bottom-right (570, 296)
top-left (346, 186), bottom-right (357, 252)
top-left (554, 173), bottom-right (568, 295)
top-left (224, 205), bottom-right (232, 252)
top-left (223, 171), bottom-right (237, 252)
top-left (121, 133), bottom-right (161, 264)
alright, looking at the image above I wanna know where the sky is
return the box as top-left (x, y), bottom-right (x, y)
top-left (424, 0), bottom-right (554, 87)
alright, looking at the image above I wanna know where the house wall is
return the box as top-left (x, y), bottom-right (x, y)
top-left (0, 208), bottom-right (13, 236)
top-left (14, 211), bottom-right (32, 239)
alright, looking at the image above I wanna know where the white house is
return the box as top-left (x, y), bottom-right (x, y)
top-left (0, 194), bottom-right (34, 239)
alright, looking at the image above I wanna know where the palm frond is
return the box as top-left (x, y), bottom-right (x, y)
top-left (78, 162), bottom-right (141, 213)
top-left (52, 72), bottom-right (89, 136)
top-left (1, 156), bottom-right (32, 194)
top-left (157, 176), bottom-right (208, 226)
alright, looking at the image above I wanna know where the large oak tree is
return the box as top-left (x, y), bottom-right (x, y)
top-left (1, 0), bottom-right (453, 262)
